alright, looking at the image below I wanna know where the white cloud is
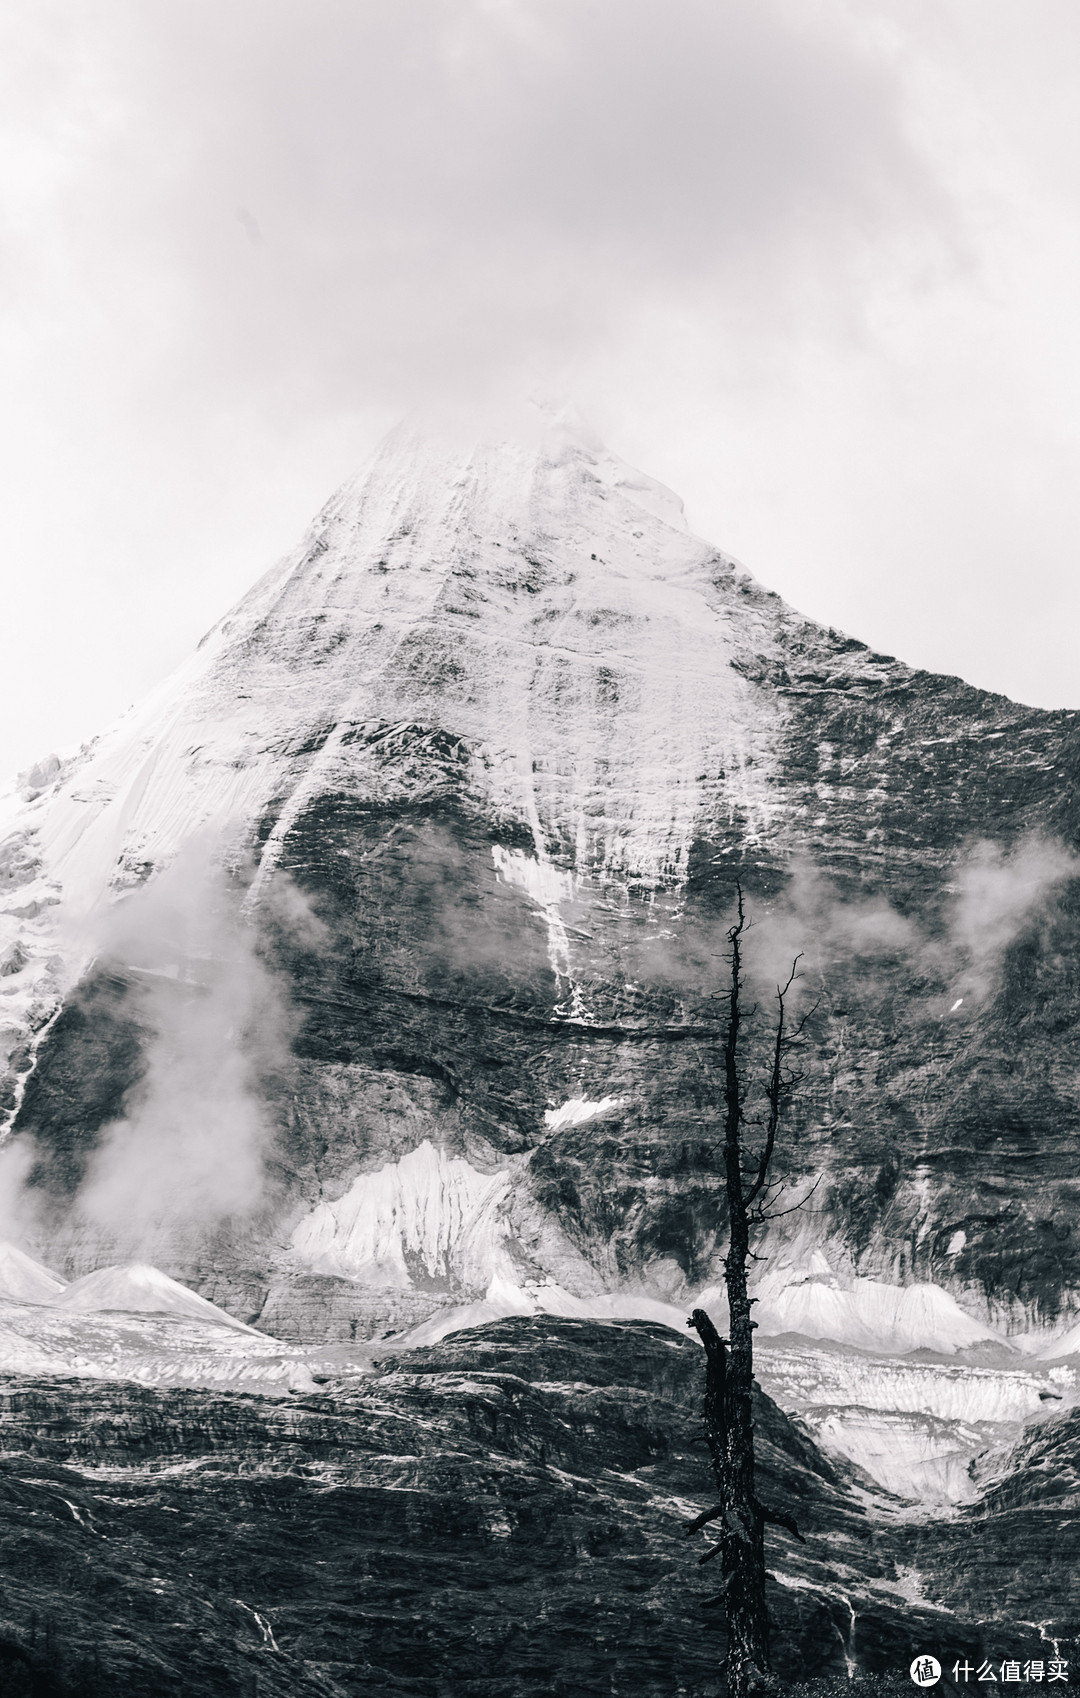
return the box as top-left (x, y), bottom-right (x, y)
top-left (2, 1), bottom-right (1080, 779)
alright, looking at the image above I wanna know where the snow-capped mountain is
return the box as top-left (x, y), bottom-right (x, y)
top-left (4, 408), bottom-right (1080, 1689)
top-left (3, 402), bottom-right (1080, 1392)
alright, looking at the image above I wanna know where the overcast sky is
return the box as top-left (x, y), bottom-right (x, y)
top-left (3, 0), bottom-right (1080, 782)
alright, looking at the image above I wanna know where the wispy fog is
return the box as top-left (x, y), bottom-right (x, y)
top-left (73, 846), bottom-right (283, 1248)
top-left (0, 839), bottom-right (325, 1257)
top-left (948, 834), bottom-right (1079, 1001)
top-left (643, 834), bottom-right (1079, 1016)
top-left (0, 826), bottom-right (1073, 1254)
top-left (750, 834), bottom-right (1079, 1009)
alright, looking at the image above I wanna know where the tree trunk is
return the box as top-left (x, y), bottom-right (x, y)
top-left (690, 1308), bottom-right (773, 1695)
top-left (721, 1257), bottom-right (772, 1693)
top-left (689, 887), bottom-right (781, 1697)
top-left (722, 896), bottom-right (773, 1694)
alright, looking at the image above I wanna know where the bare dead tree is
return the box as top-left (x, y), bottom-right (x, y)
top-left (686, 882), bottom-right (808, 1698)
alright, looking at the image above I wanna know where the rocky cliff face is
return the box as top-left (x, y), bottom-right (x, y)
top-left (2, 406), bottom-right (1080, 1356)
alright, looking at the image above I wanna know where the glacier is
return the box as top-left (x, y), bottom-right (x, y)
top-left (288, 1156), bottom-right (1077, 1503)
top-left (0, 1243), bottom-right (324, 1391)
top-left (290, 1140), bottom-right (514, 1290)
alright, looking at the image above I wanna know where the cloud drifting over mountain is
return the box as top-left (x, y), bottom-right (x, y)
top-left (4, 1), bottom-right (1080, 779)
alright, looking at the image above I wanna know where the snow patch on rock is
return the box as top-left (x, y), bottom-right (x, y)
top-left (492, 845), bottom-right (577, 991)
top-left (491, 846), bottom-right (575, 913)
top-left (543, 1096), bottom-right (625, 1130)
top-left (1034, 1314), bottom-right (1080, 1359)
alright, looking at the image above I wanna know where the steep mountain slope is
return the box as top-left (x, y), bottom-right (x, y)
top-left (2, 406), bottom-right (1080, 1359)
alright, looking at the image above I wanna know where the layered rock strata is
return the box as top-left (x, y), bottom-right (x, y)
top-left (0, 1316), bottom-right (1070, 1697)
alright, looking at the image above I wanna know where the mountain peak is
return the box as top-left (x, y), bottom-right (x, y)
top-left (330, 397), bottom-right (690, 558)
top-left (0, 415), bottom-right (891, 1150)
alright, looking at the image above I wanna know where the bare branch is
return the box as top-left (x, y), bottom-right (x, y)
top-left (752, 1175), bottom-right (822, 1225)
top-left (745, 956), bottom-right (802, 1208)
top-left (755, 1501), bottom-right (805, 1544)
top-left (789, 998), bottom-right (820, 1041)
top-left (684, 1504), bottom-right (724, 1537)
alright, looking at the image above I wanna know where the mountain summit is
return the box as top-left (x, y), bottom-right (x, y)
top-left (2, 413), bottom-right (1080, 1357)
top-left (2, 408), bottom-right (847, 914)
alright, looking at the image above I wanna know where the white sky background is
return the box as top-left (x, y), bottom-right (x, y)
top-left (2, 0), bottom-right (1080, 782)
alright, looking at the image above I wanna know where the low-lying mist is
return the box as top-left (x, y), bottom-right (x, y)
top-left (637, 831), bottom-right (1080, 1017)
top-left (0, 823), bottom-right (1073, 1267)
top-left (0, 837), bottom-right (325, 1260)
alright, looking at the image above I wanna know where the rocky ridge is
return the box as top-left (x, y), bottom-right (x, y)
top-left (0, 1314), bottom-right (1072, 1697)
